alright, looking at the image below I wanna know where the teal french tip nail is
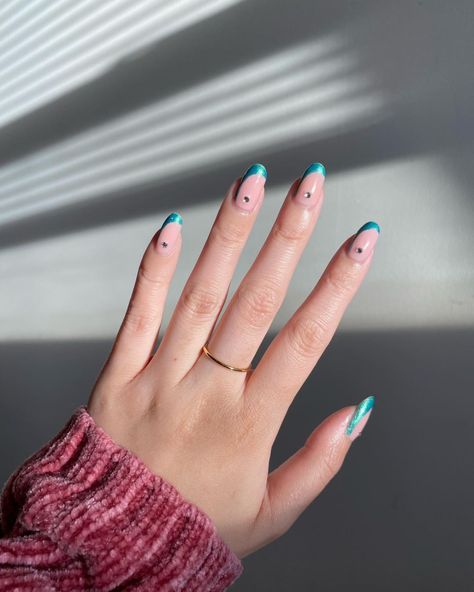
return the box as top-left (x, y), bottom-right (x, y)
top-left (161, 212), bottom-right (183, 228)
top-left (301, 162), bottom-right (326, 179)
top-left (345, 395), bottom-right (376, 436)
top-left (356, 221), bottom-right (380, 235)
top-left (241, 163), bottom-right (267, 182)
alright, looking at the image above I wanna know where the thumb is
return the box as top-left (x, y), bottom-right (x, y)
top-left (250, 396), bottom-right (375, 552)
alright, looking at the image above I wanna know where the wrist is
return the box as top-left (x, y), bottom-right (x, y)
top-left (1, 407), bottom-right (242, 591)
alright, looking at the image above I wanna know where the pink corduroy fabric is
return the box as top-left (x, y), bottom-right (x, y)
top-left (0, 407), bottom-right (243, 591)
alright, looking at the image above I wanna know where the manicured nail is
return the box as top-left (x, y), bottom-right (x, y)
top-left (346, 395), bottom-right (375, 440)
top-left (293, 162), bottom-right (326, 209)
top-left (156, 212), bottom-right (182, 255)
top-left (347, 221), bottom-right (380, 263)
top-left (234, 163), bottom-right (267, 212)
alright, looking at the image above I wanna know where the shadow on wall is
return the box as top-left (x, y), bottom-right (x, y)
top-left (0, 2), bottom-right (473, 589)
top-left (0, 327), bottom-right (472, 591)
top-left (0, 0), bottom-right (472, 247)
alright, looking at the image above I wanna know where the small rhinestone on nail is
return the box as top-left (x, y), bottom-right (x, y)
top-left (303, 192), bottom-right (311, 198)
top-left (243, 196), bottom-right (250, 203)
top-left (161, 241), bottom-right (168, 248)
top-left (356, 247), bottom-right (363, 253)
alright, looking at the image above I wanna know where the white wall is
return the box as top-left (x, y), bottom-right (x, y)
top-left (0, 0), bottom-right (472, 340)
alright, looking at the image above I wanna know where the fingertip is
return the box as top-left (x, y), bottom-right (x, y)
top-left (308, 405), bottom-right (356, 442)
top-left (155, 214), bottom-right (183, 256)
top-left (346, 221), bottom-right (380, 263)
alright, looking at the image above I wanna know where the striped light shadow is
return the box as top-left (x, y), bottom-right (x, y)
top-left (1, 156), bottom-right (472, 341)
top-left (0, 38), bottom-right (385, 219)
top-left (0, 78), bottom-right (374, 214)
top-left (0, 37), bottom-right (349, 196)
top-left (1, 91), bottom-right (383, 226)
top-left (0, 0), bottom-right (48, 33)
top-left (0, 0), bottom-right (81, 55)
top-left (0, 61), bottom-right (385, 224)
top-left (0, 0), bottom-right (155, 77)
top-left (0, 37), bottom-right (342, 186)
top-left (0, 0), bottom-right (245, 125)
top-left (0, 36), bottom-right (386, 214)
top-left (0, 0), bottom-right (123, 70)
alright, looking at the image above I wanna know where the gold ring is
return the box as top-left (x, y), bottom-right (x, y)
top-left (202, 343), bottom-right (253, 373)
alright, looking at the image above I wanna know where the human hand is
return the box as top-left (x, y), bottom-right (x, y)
top-left (87, 163), bottom-right (379, 559)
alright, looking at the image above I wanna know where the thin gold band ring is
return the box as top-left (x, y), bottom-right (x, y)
top-left (201, 343), bottom-right (253, 373)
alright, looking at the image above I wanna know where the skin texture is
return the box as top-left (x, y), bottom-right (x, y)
top-left (87, 164), bottom-right (377, 559)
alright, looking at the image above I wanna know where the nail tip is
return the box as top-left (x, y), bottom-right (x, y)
top-left (345, 395), bottom-right (376, 436)
top-left (162, 212), bottom-right (183, 227)
top-left (357, 221), bottom-right (380, 235)
top-left (242, 163), bottom-right (267, 181)
top-left (363, 394), bottom-right (376, 411)
top-left (302, 162), bottom-right (326, 178)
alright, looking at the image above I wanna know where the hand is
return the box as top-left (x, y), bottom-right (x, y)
top-left (87, 163), bottom-right (379, 558)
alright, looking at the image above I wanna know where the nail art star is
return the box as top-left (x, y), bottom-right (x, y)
top-left (161, 241), bottom-right (168, 248)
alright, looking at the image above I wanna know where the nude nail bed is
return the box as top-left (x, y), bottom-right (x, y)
top-left (293, 162), bottom-right (326, 209)
top-left (234, 163), bottom-right (267, 212)
top-left (156, 212), bottom-right (183, 255)
top-left (348, 221), bottom-right (380, 263)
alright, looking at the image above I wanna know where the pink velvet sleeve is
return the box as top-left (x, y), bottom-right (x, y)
top-left (0, 407), bottom-right (243, 591)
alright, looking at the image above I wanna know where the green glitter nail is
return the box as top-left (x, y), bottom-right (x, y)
top-left (346, 395), bottom-right (375, 436)
top-left (161, 212), bottom-right (183, 227)
top-left (301, 162), bottom-right (326, 178)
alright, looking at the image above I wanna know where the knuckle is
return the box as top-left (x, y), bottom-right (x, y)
top-left (181, 282), bottom-right (221, 320)
top-left (209, 218), bottom-right (247, 253)
top-left (287, 315), bottom-right (329, 360)
top-left (315, 446), bottom-right (342, 483)
top-left (303, 432), bottom-right (342, 483)
top-left (123, 302), bottom-right (157, 334)
top-left (235, 281), bottom-right (280, 329)
top-left (322, 265), bottom-right (356, 298)
top-left (270, 218), bottom-right (305, 247)
top-left (137, 264), bottom-right (167, 293)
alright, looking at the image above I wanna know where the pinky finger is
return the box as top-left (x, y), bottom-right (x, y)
top-left (248, 396), bottom-right (375, 555)
top-left (100, 212), bottom-right (183, 385)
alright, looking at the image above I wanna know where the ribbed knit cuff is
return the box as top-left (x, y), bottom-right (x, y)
top-left (0, 407), bottom-right (243, 591)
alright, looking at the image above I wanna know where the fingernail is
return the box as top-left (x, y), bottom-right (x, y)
top-left (234, 163), bottom-right (267, 212)
top-left (156, 212), bottom-right (183, 255)
top-left (293, 162), bottom-right (326, 209)
top-left (346, 395), bottom-right (375, 440)
top-left (347, 221), bottom-right (380, 263)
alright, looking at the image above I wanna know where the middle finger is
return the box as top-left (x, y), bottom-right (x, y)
top-left (196, 163), bottom-right (326, 380)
